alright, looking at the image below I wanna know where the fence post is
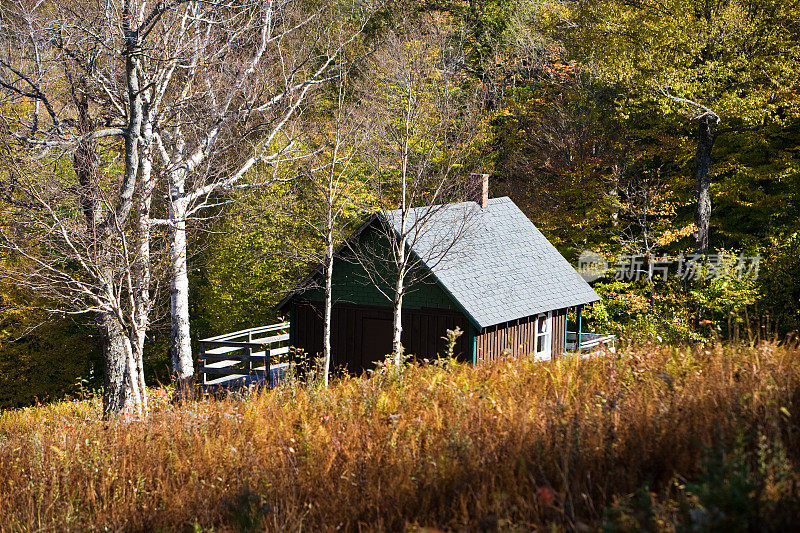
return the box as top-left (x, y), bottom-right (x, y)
top-left (266, 346), bottom-right (272, 389)
top-left (200, 342), bottom-right (206, 385)
top-left (247, 330), bottom-right (253, 372)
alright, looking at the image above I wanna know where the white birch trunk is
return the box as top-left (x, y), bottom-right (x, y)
top-left (101, 311), bottom-right (137, 417)
top-left (392, 262), bottom-right (405, 364)
top-left (108, 5), bottom-right (147, 415)
top-left (169, 189), bottom-right (194, 397)
top-left (102, 29), bottom-right (148, 416)
top-left (392, 121), bottom-right (410, 363)
top-left (391, 88), bottom-right (412, 364)
top-left (392, 200), bottom-right (407, 363)
top-left (122, 331), bottom-right (143, 416)
top-left (132, 108), bottom-right (155, 413)
top-left (322, 232), bottom-right (334, 387)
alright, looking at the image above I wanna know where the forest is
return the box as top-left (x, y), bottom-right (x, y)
top-left (1, 0), bottom-right (797, 410)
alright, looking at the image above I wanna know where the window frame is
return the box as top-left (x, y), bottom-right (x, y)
top-left (534, 312), bottom-right (552, 361)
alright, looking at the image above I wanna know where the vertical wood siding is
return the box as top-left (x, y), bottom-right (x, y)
top-left (294, 302), bottom-right (323, 363)
top-left (403, 308), bottom-right (470, 362)
top-left (551, 307), bottom-right (567, 356)
top-left (292, 303), bottom-right (470, 375)
top-left (475, 315), bottom-right (537, 364)
top-left (475, 308), bottom-right (568, 364)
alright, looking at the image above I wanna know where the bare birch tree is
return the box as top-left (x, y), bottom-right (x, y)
top-left (0, 0), bottom-right (169, 416)
top-left (293, 70), bottom-right (369, 386)
top-left (133, 0), bottom-right (377, 397)
top-left (357, 24), bottom-right (485, 361)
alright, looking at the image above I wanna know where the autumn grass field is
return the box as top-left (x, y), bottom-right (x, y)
top-left (1, 342), bottom-right (800, 532)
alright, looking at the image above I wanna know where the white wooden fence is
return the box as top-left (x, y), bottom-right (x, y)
top-left (199, 322), bottom-right (290, 389)
top-left (566, 331), bottom-right (616, 353)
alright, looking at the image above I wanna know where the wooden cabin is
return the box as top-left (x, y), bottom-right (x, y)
top-left (277, 174), bottom-right (600, 373)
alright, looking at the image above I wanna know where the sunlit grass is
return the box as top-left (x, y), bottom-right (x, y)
top-left (0, 342), bottom-right (798, 531)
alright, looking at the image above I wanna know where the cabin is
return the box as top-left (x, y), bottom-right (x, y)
top-left (276, 174), bottom-right (604, 374)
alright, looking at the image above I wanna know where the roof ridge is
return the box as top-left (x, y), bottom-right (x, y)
top-left (279, 196), bottom-right (600, 326)
top-left (389, 196), bottom-right (599, 328)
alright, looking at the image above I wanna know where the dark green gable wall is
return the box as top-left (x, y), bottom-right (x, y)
top-left (296, 258), bottom-right (458, 311)
top-left (289, 226), bottom-right (476, 363)
top-left (293, 227), bottom-right (458, 312)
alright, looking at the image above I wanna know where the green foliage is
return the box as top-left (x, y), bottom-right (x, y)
top-left (491, 82), bottom-right (625, 246)
top-left (222, 484), bottom-right (271, 533)
top-left (564, 0), bottom-right (800, 126)
top-left (689, 253), bottom-right (760, 328)
top-left (191, 186), bottom-right (316, 338)
top-left (586, 251), bottom-right (768, 344)
top-left (603, 433), bottom-right (800, 532)
top-left (0, 293), bottom-right (102, 408)
top-left (682, 438), bottom-right (763, 531)
top-left (757, 232), bottom-right (800, 335)
top-left (589, 278), bottom-right (705, 345)
top-left (709, 119), bottom-right (800, 250)
top-left (551, 0), bottom-right (800, 250)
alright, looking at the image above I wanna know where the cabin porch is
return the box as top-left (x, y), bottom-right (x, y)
top-left (566, 331), bottom-right (617, 353)
top-left (564, 304), bottom-right (616, 353)
top-left (198, 322), bottom-right (291, 390)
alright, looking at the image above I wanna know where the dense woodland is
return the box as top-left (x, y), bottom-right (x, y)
top-left (0, 0), bottom-right (799, 409)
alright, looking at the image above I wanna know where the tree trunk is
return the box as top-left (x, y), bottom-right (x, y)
top-left (392, 166), bottom-right (408, 364)
top-left (73, 93), bottom-right (142, 418)
top-left (132, 106), bottom-right (155, 413)
top-left (322, 233), bottom-right (334, 387)
top-left (101, 313), bottom-right (136, 417)
top-left (73, 95), bottom-right (101, 231)
top-left (122, 328), bottom-right (144, 413)
top-left (169, 195), bottom-right (194, 398)
top-left (694, 117), bottom-right (716, 254)
top-left (392, 264), bottom-right (405, 364)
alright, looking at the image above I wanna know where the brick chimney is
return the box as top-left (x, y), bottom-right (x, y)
top-left (468, 173), bottom-right (489, 208)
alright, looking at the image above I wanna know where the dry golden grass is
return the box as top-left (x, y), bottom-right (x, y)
top-left (1, 342), bottom-right (799, 531)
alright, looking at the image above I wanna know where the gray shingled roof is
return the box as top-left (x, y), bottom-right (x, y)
top-left (380, 197), bottom-right (599, 329)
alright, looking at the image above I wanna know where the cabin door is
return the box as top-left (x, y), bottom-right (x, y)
top-left (360, 316), bottom-right (393, 371)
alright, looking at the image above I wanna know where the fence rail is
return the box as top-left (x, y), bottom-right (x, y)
top-left (199, 322), bottom-right (291, 390)
top-left (566, 331), bottom-right (616, 353)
